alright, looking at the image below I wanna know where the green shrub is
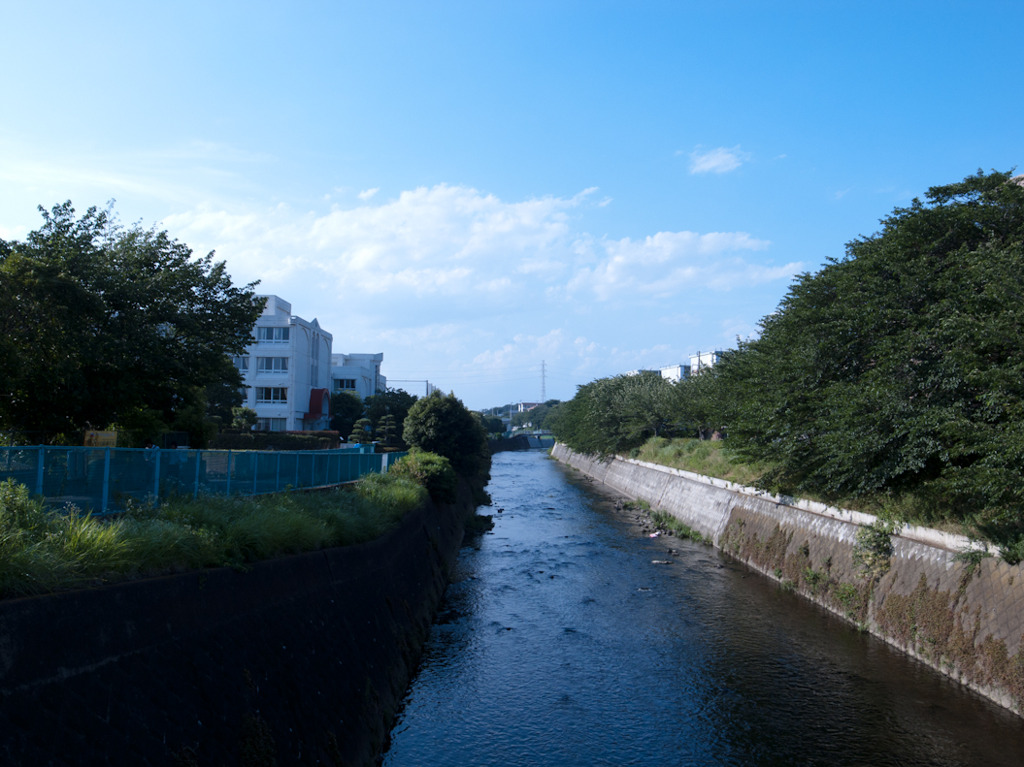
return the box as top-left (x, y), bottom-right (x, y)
top-left (853, 518), bottom-right (899, 580)
top-left (403, 391), bottom-right (490, 480)
top-left (389, 450), bottom-right (458, 503)
top-left (355, 472), bottom-right (427, 516)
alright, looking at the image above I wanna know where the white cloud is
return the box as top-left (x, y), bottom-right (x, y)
top-left (358, 188), bottom-right (379, 200)
top-left (153, 183), bottom-right (801, 405)
top-left (688, 145), bottom-right (750, 174)
top-left (565, 230), bottom-right (777, 301)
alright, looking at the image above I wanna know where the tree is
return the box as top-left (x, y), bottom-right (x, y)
top-left (362, 388), bottom-right (418, 447)
top-left (548, 374), bottom-right (675, 455)
top-left (510, 399), bottom-right (561, 431)
top-left (403, 391), bottom-right (490, 479)
top-left (375, 413), bottom-right (400, 448)
top-left (481, 415), bottom-right (504, 435)
top-left (232, 407), bottom-right (258, 430)
top-left (0, 202), bottom-right (262, 444)
top-left (717, 170), bottom-right (1024, 544)
top-left (330, 391), bottom-right (364, 437)
top-left (349, 418), bottom-right (374, 444)
top-left (669, 367), bottom-right (727, 440)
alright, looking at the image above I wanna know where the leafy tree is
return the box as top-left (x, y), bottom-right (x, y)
top-left (669, 367), bottom-right (728, 440)
top-left (511, 399), bottom-right (561, 431)
top-left (481, 415), bottom-right (504, 435)
top-left (718, 170), bottom-right (1024, 543)
top-left (362, 388), bottom-right (418, 447)
top-left (232, 407), bottom-right (258, 430)
top-left (205, 368), bottom-right (247, 431)
top-left (375, 413), bottom-right (400, 448)
top-left (330, 391), bottom-right (364, 437)
top-left (549, 374), bottom-right (675, 455)
top-left (403, 391), bottom-right (490, 479)
top-left (0, 202), bottom-right (261, 445)
top-left (348, 418), bottom-right (374, 444)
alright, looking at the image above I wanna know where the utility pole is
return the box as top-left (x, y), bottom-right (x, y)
top-left (541, 360), bottom-right (546, 402)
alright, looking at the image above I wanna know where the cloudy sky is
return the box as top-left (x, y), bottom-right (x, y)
top-left (2, 1), bottom-right (1020, 409)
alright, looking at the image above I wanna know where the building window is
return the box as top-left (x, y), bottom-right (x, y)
top-left (255, 418), bottom-right (287, 432)
top-left (256, 387), bottom-right (287, 403)
top-left (256, 326), bottom-right (290, 342)
top-left (232, 356), bottom-right (249, 372)
top-left (257, 357), bottom-right (288, 373)
top-left (334, 379), bottom-right (357, 391)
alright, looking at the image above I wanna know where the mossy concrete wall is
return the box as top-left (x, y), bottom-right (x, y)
top-left (0, 488), bottom-right (471, 766)
top-left (553, 443), bottom-right (1024, 715)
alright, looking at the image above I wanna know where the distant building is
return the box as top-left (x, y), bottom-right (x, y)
top-left (331, 353), bottom-right (386, 400)
top-left (235, 295), bottom-right (333, 432)
top-left (625, 364), bottom-right (690, 383)
top-left (689, 350), bottom-right (722, 375)
top-left (625, 352), bottom-right (721, 383)
top-left (657, 364), bottom-right (690, 383)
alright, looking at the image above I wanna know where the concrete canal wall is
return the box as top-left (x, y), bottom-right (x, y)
top-left (553, 443), bottom-right (1024, 716)
top-left (0, 485), bottom-right (473, 766)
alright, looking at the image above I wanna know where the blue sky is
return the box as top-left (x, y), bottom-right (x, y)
top-left (2, 1), bottom-right (1020, 410)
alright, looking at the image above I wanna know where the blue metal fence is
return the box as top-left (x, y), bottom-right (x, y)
top-left (0, 445), bottom-right (406, 514)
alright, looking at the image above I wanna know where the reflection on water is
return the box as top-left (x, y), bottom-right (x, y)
top-left (383, 451), bottom-right (1024, 767)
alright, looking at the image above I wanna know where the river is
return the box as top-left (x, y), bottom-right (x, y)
top-left (382, 450), bottom-right (1024, 766)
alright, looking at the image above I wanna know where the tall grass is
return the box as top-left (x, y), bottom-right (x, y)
top-left (631, 437), bottom-right (980, 538)
top-left (634, 437), bottom-right (771, 487)
top-left (0, 470), bottom-right (429, 599)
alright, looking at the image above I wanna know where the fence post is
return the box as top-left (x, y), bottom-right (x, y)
top-left (35, 446), bottom-right (45, 496)
top-left (153, 448), bottom-right (162, 504)
top-left (276, 452), bottom-right (282, 493)
top-left (101, 447), bottom-right (112, 513)
top-left (193, 450), bottom-right (201, 499)
top-left (226, 451), bottom-right (232, 495)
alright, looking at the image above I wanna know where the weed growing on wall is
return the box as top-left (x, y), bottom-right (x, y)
top-left (853, 519), bottom-right (900, 580)
top-left (650, 509), bottom-right (707, 543)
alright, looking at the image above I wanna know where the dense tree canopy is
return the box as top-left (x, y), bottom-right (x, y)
top-left (548, 373), bottom-right (676, 455)
top-left (0, 202), bottom-right (262, 445)
top-left (550, 170), bottom-right (1024, 554)
top-left (363, 388), bottom-right (418, 448)
top-left (510, 399), bottom-right (561, 432)
top-left (329, 391), bottom-right (364, 438)
top-left (719, 170), bottom-right (1024, 516)
top-left (403, 391), bottom-right (490, 479)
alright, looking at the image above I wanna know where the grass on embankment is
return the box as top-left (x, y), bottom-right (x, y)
top-left (0, 472), bottom-right (427, 600)
top-left (632, 436), bottom-right (771, 488)
top-left (629, 436), bottom-right (988, 544)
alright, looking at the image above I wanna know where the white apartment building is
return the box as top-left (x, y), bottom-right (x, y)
top-left (625, 352), bottom-right (723, 383)
top-left (657, 364), bottom-right (690, 383)
top-left (234, 295), bottom-right (334, 432)
top-left (690, 350), bottom-right (722, 375)
top-left (331, 353), bottom-right (385, 400)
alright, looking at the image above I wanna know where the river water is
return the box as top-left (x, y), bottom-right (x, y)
top-left (382, 451), bottom-right (1024, 766)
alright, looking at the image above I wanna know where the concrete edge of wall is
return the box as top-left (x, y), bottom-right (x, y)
top-left (0, 483), bottom-right (476, 766)
top-left (552, 443), bottom-right (1024, 717)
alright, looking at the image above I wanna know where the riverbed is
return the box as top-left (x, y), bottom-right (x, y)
top-left (382, 451), bottom-right (1024, 766)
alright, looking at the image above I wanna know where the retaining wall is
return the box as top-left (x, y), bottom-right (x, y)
top-left (553, 443), bottom-right (1024, 715)
top-left (0, 487), bottom-right (472, 766)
